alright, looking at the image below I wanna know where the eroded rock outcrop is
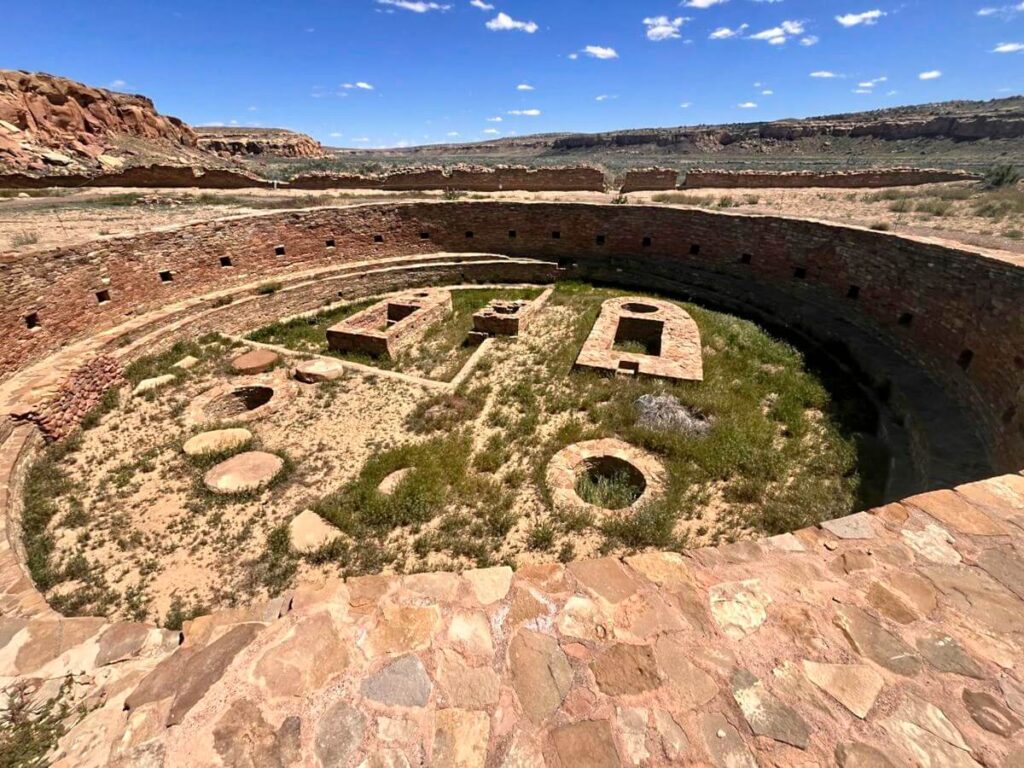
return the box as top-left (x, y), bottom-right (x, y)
top-left (195, 127), bottom-right (323, 158)
top-left (0, 69), bottom-right (197, 173)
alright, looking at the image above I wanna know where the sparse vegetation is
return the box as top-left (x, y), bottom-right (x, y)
top-left (10, 231), bottom-right (38, 247)
top-left (0, 678), bottom-right (74, 768)
top-left (983, 164), bottom-right (1021, 189)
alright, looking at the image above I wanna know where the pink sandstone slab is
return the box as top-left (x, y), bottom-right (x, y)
top-left (231, 349), bottom-right (280, 375)
top-left (203, 451), bottom-right (284, 494)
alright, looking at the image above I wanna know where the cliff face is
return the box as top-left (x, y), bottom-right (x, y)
top-left (195, 127), bottom-right (323, 158)
top-left (0, 70), bottom-right (198, 173)
top-left (548, 99), bottom-right (1024, 154)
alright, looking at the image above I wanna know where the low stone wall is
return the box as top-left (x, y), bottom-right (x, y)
top-left (290, 166), bottom-right (607, 192)
top-left (620, 168), bottom-right (678, 193)
top-left (11, 355), bottom-right (123, 441)
top-left (0, 164), bottom-right (273, 190)
top-left (680, 168), bottom-right (979, 189)
top-left (0, 424), bottom-right (51, 618)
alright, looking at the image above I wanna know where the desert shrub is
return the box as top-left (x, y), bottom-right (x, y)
top-left (983, 164), bottom-right (1021, 189)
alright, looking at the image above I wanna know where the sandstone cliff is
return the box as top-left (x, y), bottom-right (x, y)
top-left (195, 127), bottom-right (323, 158)
top-left (0, 70), bottom-right (199, 173)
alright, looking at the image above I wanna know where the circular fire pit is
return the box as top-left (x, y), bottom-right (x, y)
top-left (546, 438), bottom-right (665, 513)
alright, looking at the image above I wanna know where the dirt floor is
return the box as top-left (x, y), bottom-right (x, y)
top-left (1, 181), bottom-right (1021, 256)
top-left (31, 284), bottom-right (869, 625)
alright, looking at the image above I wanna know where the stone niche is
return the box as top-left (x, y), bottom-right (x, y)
top-left (574, 297), bottom-right (703, 381)
top-left (326, 289), bottom-right (453, 359)
top-left (469, 298), bottom-right (538, 343)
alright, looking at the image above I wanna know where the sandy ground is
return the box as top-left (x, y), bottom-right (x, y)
top-left (2, 182), bottom-right (1021, 256)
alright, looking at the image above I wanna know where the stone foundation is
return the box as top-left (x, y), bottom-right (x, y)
top-left (327, 289), bottom-right (453, 358)
top-left (575, 297), bottom-right (703, 381)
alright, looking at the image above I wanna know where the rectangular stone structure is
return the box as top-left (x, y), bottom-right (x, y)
top-left (326, 289), bottom-right (452, 359)
top-left (472, 299), bottom-right (538, 339)
top-left (574, 297), bottom-right (703, 381)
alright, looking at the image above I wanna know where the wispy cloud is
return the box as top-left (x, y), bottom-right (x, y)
top-left (685, 0), bottom-right (727, 7)
top-left (581, 45), bottom-right (619, 59)
top-left (595, 94), bottom-right (618, 101)
top-left (376, 0), bottom-right (451, 12)
top-left (710, 24), bottom-right (748, 39)
top-left (919, 70), bottom-right (942, 80)
top-left (810, 70), bottom-right (840, 78)
top-left (977, 2), bottom-right (1024, 17)
top-left (483, 128), bottom-right (500, 135)
top-left (857, 76), bottom-right (888, 88)
top-left (108, 79), bottom-right (128, 89)
top-left (508, 108), bottom-right (541, 116)
top-left (643, 16), bottom-right (688, 40)
top-left (342, 82), bottom-right (375, 90)
top-left (486, 116), bottom-right (503, 122)
top-left (486, 12), bottom-right (538, 32)
top-left (738, 101), bottom-right (758, 108)
top-left (680, 101), bottom-right (693, 108)
top-left (836, 9), bottom-right (885, 27)
top-left (994, 41), bottom-right (1024, 52)
top-left (800, 35), bottom-right (819, 46)
top-left (516, 83), bottom-right (534, 91)
top-left (750, 20), bottom-right (805, 45)
top-left (469, 0), bottom-right (493, 8)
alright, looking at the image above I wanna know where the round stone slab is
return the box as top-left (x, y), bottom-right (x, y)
top-left (378, 468), bottom-right (413, 496)
top-left (204, 451), bottom-right (284, 494)
top-left (231, 349), bottom-right (280, 375)
top-left (183, 428), bottom-right (253, 458)
top-left (294, 358), bottom-right (346, 383)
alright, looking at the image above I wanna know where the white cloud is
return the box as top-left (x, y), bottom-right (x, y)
top-left (483, 128), bottom-right (500, 135)
top-left (583, 45), bottom-right (619, 59)
top-left (517, 83), bottom-right (534, 91)
top-left (644, 16), bottom-right (687, 40)
top-left (108, 79), bottom-right (127, 89)
top-left (342, 82), bottom-right (375, 90)
top-left (857, 76), bottom-right (888, 88)
top-left (486, 116), bottom-right (503, 122)
top-left (352, 137), bottom-right (370, 143)
top-left (977, 2), bottom-right (1024, 17)
top-left (919, 70), bottom-right (942, 80)
top-left (994, 42), bottom-right (1024, 52)
top-left (486, 12), bottom-right (538, 33)
top-left (329, 132), bottom-right (343, 138)
top-left (761, 89), bottom-right (774, 95)
top-left (685, 0), bottom-right (727, 7)
top-left (508, 109), bottom-right (541, 116)
top-left (447, 131), bottom-right (461, 136)
top-left (853, 88), bottom-right (873, 94)
top-left (836, 10), bottom-right (885, 27)
top-left (469, 0), bottom-right (493, 8)
top-left (750, 20), bottom-right (804, 44)
top-left (738, 101), bottom-right (758, 108)
top-left (810, 70), bottom-right (840, 78)
top-left (710, 24), bottom-right (748, 39)
top-left (595, 94), bottom-right (618, 101)
top-left (680, 101), bottom-right (693, 108)
top-left (800, 35), bottom-right (819, 46)
top-left (376, 0), bottom-right (450, 12)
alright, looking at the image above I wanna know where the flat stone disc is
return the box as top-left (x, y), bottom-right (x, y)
top-left (204, 451), bottom-right (283, 494)
top-left (183, 428), bottom-right (253, 457)
top-left (294, 358), bottom-right (346, 383)
top-left (231, 349), bottom-right (279, 375)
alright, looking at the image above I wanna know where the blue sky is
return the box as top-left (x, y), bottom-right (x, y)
top-left (5, 0), bottom-right (1024, 147)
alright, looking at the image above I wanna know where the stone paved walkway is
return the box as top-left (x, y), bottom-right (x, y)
top-left (6, 469), bottom-right (1016, 766)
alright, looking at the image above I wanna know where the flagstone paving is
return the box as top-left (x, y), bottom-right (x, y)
top-left (0, 468), bottom-right (1022, 765)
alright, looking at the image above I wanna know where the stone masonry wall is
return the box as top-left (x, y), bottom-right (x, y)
top-left (289, 166), bottom-right (606, 192)
top-left (1, 202), bottom-right (1022, 467)
top-left (11, 355), bottom-right (123, 441)
top-left (681, 168), bottom-right (978, 189)
top-left (619, 169), bottom-right (679, 193)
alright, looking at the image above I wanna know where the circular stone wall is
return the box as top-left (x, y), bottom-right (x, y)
top-left (547, 439), bottom-right (666, 513)
top-left (185, 375), bottom-right (297, 427)
top-left (2, 201), bottom-right (1022, 488)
